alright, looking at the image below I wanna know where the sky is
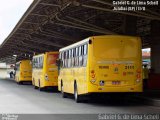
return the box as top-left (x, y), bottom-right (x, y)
top-left (0, 0), bottom-right (33, 45)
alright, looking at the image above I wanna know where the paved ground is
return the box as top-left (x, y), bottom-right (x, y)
top-left (0, 78), bottom-right (160, 120)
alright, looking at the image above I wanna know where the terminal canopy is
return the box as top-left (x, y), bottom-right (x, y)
top-left (0, 0), bottom-right (159, 63)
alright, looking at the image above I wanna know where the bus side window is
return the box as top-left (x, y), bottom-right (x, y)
top-left (34, 58), bottom-right (36, 68)
top-left (63, 52), bottom-right (65, 68)
top-left (73, 48), bottom-right (76, 66)
top-left (75, 47), bottom-right (78, 67)
top-left (71, 49), bottom-right (74, 67)
top-left (78, 46), bottom-right (81, 67)
top-left (79, 46), bottom-right (83, 66)
top-left (35, 58), bottom-right (37, 68)
top-left (81, 45), bottom-right (84, 56)
top-left (40, 56), bottom-right (43, 68)
top-left (68, 49), bottom-right (71, 68)
top-left (81, 45), bottom-right (84, 66)
top-left (38, 57), bottom-right (40, 68)
top-left (60, 52), bottom-right (64, 68)
top-left (84, 44), bottom-right (88, 55)
top-left (83, 44), bottom-right (88, 66)
top-left (65, 51), bottom-right (69, 68)
top-left (79, 46), bottom-right (81, 56)
top-left (67, 50), bottom-right (69, 68)
top-left (64, 51), bottom-right (66, 68)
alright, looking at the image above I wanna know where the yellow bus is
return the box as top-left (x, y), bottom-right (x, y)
top-left (15, 60), bottom-right (32, 84)
top-left (32, 52), bottom-right (59, 91)
top-left (58, 35), bottom-right (142, 102)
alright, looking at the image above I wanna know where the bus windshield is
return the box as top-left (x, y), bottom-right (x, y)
top-left (47, 53), bottom-right (59, 65)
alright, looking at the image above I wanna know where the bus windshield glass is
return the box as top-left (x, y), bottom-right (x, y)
top-left (47, 53), bottom-right (59, 65)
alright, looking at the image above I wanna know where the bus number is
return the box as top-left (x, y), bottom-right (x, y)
top-left (125, 66), bottom-right (134, 69)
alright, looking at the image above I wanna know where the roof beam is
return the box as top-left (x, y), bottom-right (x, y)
top-left (12, 33), bottom-right (64, 47)
top-left (24, 21), bottom-right (39, 25)
top-left (54, 15), bottom-right (115, 34)
top-left (39, 3), bottom-right (60, 7)
top-left (21, 41), bottom-right (50, 51)
top-left (66, 16), bottom-right (115, 34)
top-left (30, 13), bottom-right (48, 17)
top-left (80, 3), bottom-right (160, 21)
top-left (39, 29), bottom-right (77, 42)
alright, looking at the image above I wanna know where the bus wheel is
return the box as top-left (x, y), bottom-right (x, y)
top-left (74, 83), bottom-right (81, 103)
top-left (39, 87), bottom-right (44, 91)
top-left (34, 86), bottom-right (38, 89)
top-left (33, 79), bottom-right (38, 89)
top-left (61, 82), bottom-right (67, 98)
top-left (18, 81), bottom-right (23, 85)
top-left (38, 80), bottom-right (43, 91)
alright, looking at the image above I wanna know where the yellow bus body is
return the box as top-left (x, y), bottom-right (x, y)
top-left (32, 52), bottom-right (59, 89)
top-left (58, 35), bottom-right (142, 96)
top-left (15, 60), bottom-right (32, 83)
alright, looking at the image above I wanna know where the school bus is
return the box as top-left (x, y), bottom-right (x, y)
top-left (15, 60), bottom-right (32, 84)
top-left (32, 52), bottom-right (59, 91)
top-left (58, 35), bottom-right (142, 102)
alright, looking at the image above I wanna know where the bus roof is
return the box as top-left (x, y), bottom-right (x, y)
top-left (16, 59), bottom-right (31, 64)
top-left (59, 35), bottom-right (140, 52)
top-left (33, 51), bottom-right (59, 58)
top-left (59, 37), bottom-right (90, 52)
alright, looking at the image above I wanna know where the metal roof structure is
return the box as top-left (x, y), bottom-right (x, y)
top-left (0, 0), bottom-right (159, 63)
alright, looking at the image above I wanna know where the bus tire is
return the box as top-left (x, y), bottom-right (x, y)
top-left (38, 80), bottom-right (43, 91)
top-left (18, 81), bottom-right (23, 85)
top-left (74, 82), bottom-right (81, 103)
top-left (34, 86), bottom-right (38, 89)
top-left (33, 79), bottom-right (38, 89)
top-left (39, 87), bottom-right (44, 91)
top-left (61, 81), bottom-right (67, 98)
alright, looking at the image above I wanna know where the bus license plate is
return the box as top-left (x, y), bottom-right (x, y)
top-left (112, 81), bottom-right (121, 85)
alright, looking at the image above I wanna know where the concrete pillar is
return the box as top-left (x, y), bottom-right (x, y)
top-left (151, 21), bottom-right (160, 73)
top-left (123, 15), bottom-right (137, 35)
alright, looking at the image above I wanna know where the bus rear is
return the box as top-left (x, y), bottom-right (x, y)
top-left (15, 60), bottom-right (32, 83)
top-left (44, 52), bottom-right (59, 87)
top-left (88, 35), bottom-right (142, 93)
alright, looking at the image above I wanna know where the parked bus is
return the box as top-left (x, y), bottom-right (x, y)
top-left (32, 52), bottom-right (59, 91)
top-left (58, 35), bottom-right (142, 102)
top-left (15, 60), bottom-right (32, 84)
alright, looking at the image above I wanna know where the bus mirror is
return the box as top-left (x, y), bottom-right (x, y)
top-left (89, 39), bottom-right (92, 44)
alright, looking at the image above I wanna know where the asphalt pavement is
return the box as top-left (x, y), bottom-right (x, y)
top-left (0, 78), bottom-right (159, 120)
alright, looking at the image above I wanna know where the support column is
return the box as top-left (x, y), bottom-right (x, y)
top-left (148, 20), bottom-right (160, 90)
top-left (151, 20), bottom-right (160, 73)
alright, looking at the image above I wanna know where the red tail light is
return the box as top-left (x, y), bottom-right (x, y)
top-left (136, 68), bottom-right (141, 83)
top-left (91, 70), bottom-right (95, 78)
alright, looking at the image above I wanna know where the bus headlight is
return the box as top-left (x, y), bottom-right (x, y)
top-left (45, 74), bottom-right (48, 81)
